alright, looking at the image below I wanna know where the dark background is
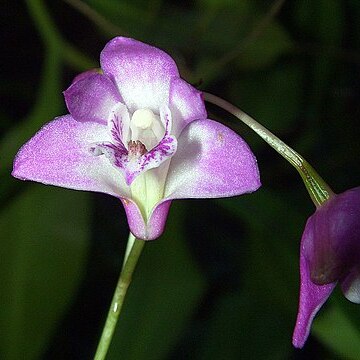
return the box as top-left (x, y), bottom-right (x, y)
top-left (1, 0), bottom-right (360, 359)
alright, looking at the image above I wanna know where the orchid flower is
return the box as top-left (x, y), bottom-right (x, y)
top-left (293, 187), bottom-right (360, 348)
top-left (12, 37), bottom-right (260, 240)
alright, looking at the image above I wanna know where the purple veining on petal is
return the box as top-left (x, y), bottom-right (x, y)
top-left (90, 142), bottom-right (129, 170)
top-left (141, 136), bottom-right (176, 169)
top-left (160, 104), bottom-right (172, 136)
top-left (111, 115), bottom-right (122, 144)
top-left (124, 135), bottom-right (177, 185)
top-left (90, 116), bottom-right (177, 185)
top-left (109, 114), bottom-right (127, 152)
top-left (107, 102), bottom-right (131, 149)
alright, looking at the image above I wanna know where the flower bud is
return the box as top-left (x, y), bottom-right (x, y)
top-left (293, 187), bottom-right (360, 348)
top-left (303, 187), bottom-right (360, 285)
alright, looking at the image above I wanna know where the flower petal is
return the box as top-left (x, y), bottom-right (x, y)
top-left (163, 119), bottom-right (260, 199)
top-left (100, 37), bottom-right (179, 112)
top-left (292, 228), bottom-right (336, 348)
top-left (12, 115), bottom-right (129, 198)
top-left (121, 198), bottom-right (172, 240)
top-left (303, 188), bottom-right (360, 285)
top-left (64, 73), bottom-right (122, 125)
top-left (341, 268), bottom-right (360, 303)
top-left (71, 68), bottom-right (102, 84)
top-left (169, 78), bottom-right (207, 136)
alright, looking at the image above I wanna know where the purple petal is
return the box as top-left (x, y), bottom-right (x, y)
top-left (100, 37), bottom-right (179, 112)
top-left (121, 198), bottom-right (172, 240)
top-left (293, 187), bottom-right (360, 347)
top-left (12, 115), bottom-right (130, 198)
top-left (163, 119), bottom-right (260, 199)
top-left (292, 224), bottom-right (336, 348)
top-left (303, 188), bottom-right (360, 285)
top-left (64, 73), bottom-right (122, 125)
top-left (71, 68), bottom-right (102, 84)
top-left (169, 78), bottom-right (207, 136)
top-left (125, 135), bottom-right (178, 185)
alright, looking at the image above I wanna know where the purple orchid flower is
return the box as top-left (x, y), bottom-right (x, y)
top-left (12, 37), bottom-right (260, 240)
top-left (293, 187), bottom-right (360, 348)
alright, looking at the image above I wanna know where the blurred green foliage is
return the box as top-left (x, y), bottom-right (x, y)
top-left (1, 0), bottom-right (360, 359)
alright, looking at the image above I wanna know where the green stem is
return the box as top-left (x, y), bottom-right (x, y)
top-left (94, 237), bottom-right (145, 360)
top-left (123, 232), bottom-right (136, 267)
top-left (201, 0), bottom-right (287, 84)
top-left (26, 0), bottom-right (96, 70)
top-left (63, 0), bottom-right (126, 37)
top-left (203, 92), bottom-right (334, 207)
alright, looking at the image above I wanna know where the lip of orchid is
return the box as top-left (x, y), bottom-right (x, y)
top-left (88, 100), bottom-right (177, 190)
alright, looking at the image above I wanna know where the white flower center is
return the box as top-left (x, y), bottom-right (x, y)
top-left (130, 108), bottom-right (164, 150)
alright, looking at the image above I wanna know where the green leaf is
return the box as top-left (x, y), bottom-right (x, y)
top-left (86, 0), bottom-right (150, 36)
top-left (107, 202), bottom-right (206, 360)
top-left (313, 304), bottom-right (360, 360)
top-left (196, 1), bottom-right (252, 54)
top-left (197, 292), bottom-right (292, 360)
top-left (196, 0), bottom-right (240, 8)
top-left (294, 0), bottom-right (343, 44)
top-left (217, 189), bottom-right (304, 312)
top-left (0, 185), bottom-right (90, 360)
top-left (237, 21), bottom-right (294, 70)
top-left (1, 0), bottom-right (95, 179)
top-left (0, 46), bottom-right (63, 173)
top-left (229, 62), bottom-right (303, 134)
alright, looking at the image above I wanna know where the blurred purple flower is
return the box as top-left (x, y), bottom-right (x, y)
top-left (12, 37), bottom-right (260, 240)
top-left (293, 187), bottom-right (360, 347)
